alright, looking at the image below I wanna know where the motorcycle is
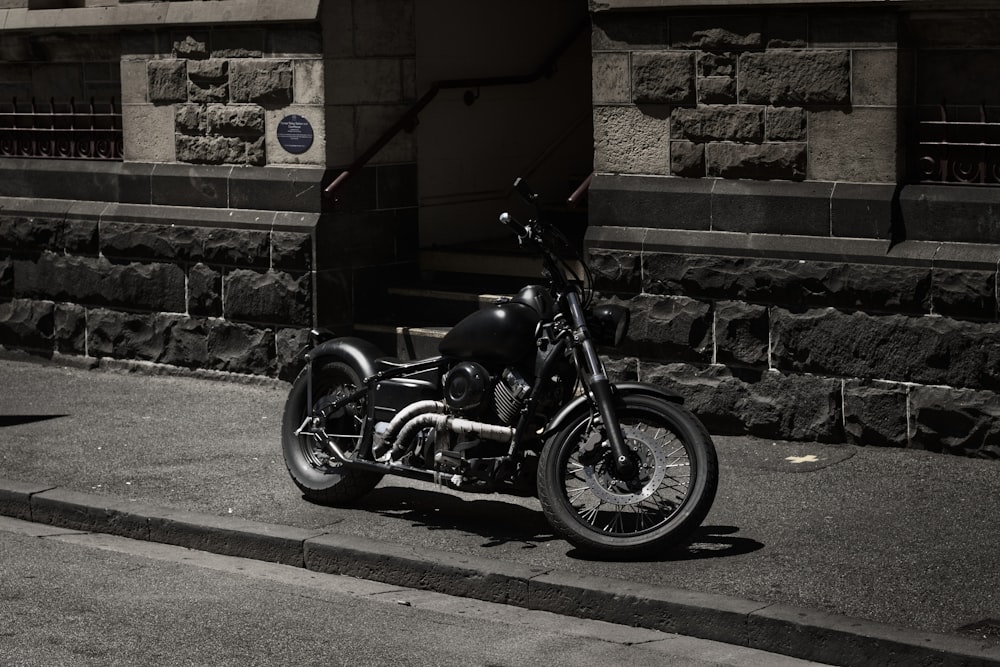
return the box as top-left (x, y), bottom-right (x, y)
top-left (281, 179), bottom-right (718, 556)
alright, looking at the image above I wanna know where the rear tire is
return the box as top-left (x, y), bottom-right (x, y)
top-left (282, 360), bottom-right (382, 505)
top-left (537, 395), bottom-right (717, 556)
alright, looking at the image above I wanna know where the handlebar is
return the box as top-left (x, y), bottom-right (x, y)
top-left (498, 212), bottom-right (529, 240)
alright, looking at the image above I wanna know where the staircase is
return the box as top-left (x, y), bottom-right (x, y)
top-left (354, 203), bottom-right (589, 360)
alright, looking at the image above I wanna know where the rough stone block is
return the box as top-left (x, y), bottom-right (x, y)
top-left (207, 320), bottom-right (275, 375)
top-left (173, 33), bottom-right (208, 59)
top-left (772, 308), bottom-right (1000, 392)
top-left (176, 134), bottom-right (265, 167)
top-left (174, 104), bottom-right (204, 134)
top-left (930, 268), bottom-right (997, 321)
top-left (18, 253), bottom-right (186, 313)
top-left (766, 107), bottom-right (806, 142)
top-left (844, 381), bottom-right (908, 448)
top-left (188, 263), bottom-right (222, 317)
top-left (0, 298), bottom-right (53, 351)
top-left (592, 51), bottom-right (630, 104)
top-left (204, 104), bottom-right (265, 135)
top-left (910, 386), bottom-right (1000, 458)
top-left (631, 51), bottom-right (695, 105)
top-left (671, 16), bottom-right (763, 50)
top-left (643, 254), bottom-right (932, 316)
top-left (808, 108), bottom-right (899, 183)
top-left (276, 327), bottom-right (309, 381)
top-left (617, 294), bottom-right (712, 364)
top-left (641, 363), bottom-right (843, 442)
top-left (589, 248), bottom-right (641, 296)
top-left (698, 77), bottom-right (736, 105)
top-left (224, 269), bottom-right (311, 326)
top-left (706, 142), bottom-right (806, 181)
top-left (0, 257), bottom-right (11, 296)
top-left (765, 14), bottom-right (808, 48)
top-left (699, 53), bottom-right (735, 77)
top-left (739, 51), bottom-right (850, 106)
top-left (147, 60), bottom-right (187, 103)
top-left (53, 303), bottom-right (87, 355)
top-left (87, 309), bottom-right (166, 362)
top-left (63, 220), bottom-right (99, 256)
top-left (670, 141), bottom-right (705, 178)
top-left (199, 227), bottom-right (270, 268)
top-left (229, 60), bottom-right (293, 105)
top-left (271, 232), bottom-right (312, 272)
top-left (271, 27), bottom-right (323, 57)
top-left (160, 316), bottom-right (209, 369)
top-left (187, 59), bottom-right (229, 82)
top-left (715, 301), bottom-right (768, 368)
top-left (187, 81), bottom-right (228, 104)
top-left (212, 29), bottom-right (264, 59)
top-left (671, 106), bottom-right (763, 143)
top-left (102, 222), bottom-right (197, 262)
top-left (0, 216), bottom-right (61, 253)
top-left (592, 12), bottom-right (669, 51)
top-left (593, 105), bottom-right (670, 175)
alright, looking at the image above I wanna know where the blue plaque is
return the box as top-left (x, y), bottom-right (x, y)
top-left (276, 114), bottom-right (314, 155)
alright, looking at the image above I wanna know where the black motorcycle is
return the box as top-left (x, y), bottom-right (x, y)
top-left (282, 179), bottom-right (718, 555)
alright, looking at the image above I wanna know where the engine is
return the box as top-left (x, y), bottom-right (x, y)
top-left (443, 362), bottom-right (530, 426)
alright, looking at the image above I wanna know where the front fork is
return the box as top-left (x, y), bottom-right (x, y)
top-left (565, 292), bottom-right (636, 480)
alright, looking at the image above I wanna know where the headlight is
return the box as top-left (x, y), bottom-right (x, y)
top-left (585, 304), bottom-right (630, 347)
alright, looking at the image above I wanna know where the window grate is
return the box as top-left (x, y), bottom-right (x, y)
top-left (0, 97), bottom-right (123, 161)
top-left (914, 102), bottom-right (1000, 186)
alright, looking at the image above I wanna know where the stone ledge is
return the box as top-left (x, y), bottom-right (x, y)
top-left (589, 0), bottom-right (979, 10)
top-left (0, 0), bottom-right (320, 32)
top-left (0, 159), bottom-right (329, 214)
top-left (586, 224), bottom-right (1000, 272)
top-left (0, 196), bottom-right (319, 234)
top-left (589, 173), bottom-right (1000, 267)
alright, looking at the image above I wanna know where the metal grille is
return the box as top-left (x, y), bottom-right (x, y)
top-left (0, 97), bottom-right (123, 161)
top-left (914, 103), bottom-right (1000, 186)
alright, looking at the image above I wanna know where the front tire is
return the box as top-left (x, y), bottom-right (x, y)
top-left (282, 360), bottom-right (382, 505)
top-left (537, 395), bottom-right (718, 556)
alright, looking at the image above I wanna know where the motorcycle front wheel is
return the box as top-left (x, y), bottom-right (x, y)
top-left (537, 394), bottom-right (718, 556)
top-left (282, 360), bottom-right (383, 505)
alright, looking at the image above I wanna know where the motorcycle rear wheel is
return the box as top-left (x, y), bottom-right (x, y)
top-left (537, 395), bottom-right (717, 556)
top-left (282, 360), bottom-right (383, 504)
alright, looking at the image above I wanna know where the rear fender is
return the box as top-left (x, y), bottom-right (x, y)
top-left (541, 382), bottom-right (683, 439)
top-left (305, 336), bottom-right (385, 382)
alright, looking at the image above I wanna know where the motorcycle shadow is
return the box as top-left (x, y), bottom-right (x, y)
top-left (353, 486), bottom-right (557, 549)
top-left (350, 487), bottom-right (764, 561)
top-left (566, 525), bottom-right (765, 563)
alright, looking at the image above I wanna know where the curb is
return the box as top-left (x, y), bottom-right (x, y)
top-left (2, 478), bottom-right (998, 667)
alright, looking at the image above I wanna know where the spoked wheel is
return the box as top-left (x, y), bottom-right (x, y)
top-left (281, 360), bottom-right (382, 504)
top-left (537, 395), bottom-right (718, 556)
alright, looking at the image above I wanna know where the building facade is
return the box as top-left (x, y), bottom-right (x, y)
top-left (0, 0), bottom-right (998, 456)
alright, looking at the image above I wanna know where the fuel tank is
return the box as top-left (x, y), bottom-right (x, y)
top-left (439, 301), bottom-right (539, 365)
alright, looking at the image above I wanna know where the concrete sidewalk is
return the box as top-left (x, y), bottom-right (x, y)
top-left (0, 355), bottom-right (998, 666)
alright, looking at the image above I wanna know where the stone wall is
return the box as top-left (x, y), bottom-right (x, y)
top-left (123, 22), bottom-right (325, 166)
top-left (587, 5), bottom-right (1000, 458)
top-left (0, 162), bottom-right (319, 380)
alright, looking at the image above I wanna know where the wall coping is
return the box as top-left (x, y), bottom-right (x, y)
top-left (0, 0), bottom-right (320, 32)
top-left (590, 0), bottom-right (996, 10)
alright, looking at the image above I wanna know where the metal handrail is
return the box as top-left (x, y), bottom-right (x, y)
top-left (324, 17), bottom-right (589, 196)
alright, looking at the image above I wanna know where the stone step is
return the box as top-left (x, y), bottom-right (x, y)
top-left (352, 323), bottom-right (449, 362)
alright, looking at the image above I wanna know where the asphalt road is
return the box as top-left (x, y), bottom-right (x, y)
top-left (0, 516), bottom-right (827, 666)
top-left (1, 356), bottom-right (999, 639)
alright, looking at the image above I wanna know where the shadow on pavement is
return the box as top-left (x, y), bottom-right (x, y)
top-left (0, 415), bottom-right (68, 427)
top-left (348, 486), bottom-right (560, 549)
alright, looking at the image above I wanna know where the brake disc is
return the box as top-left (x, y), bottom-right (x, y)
top-left (580, 424), bottom-right (668, 505)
